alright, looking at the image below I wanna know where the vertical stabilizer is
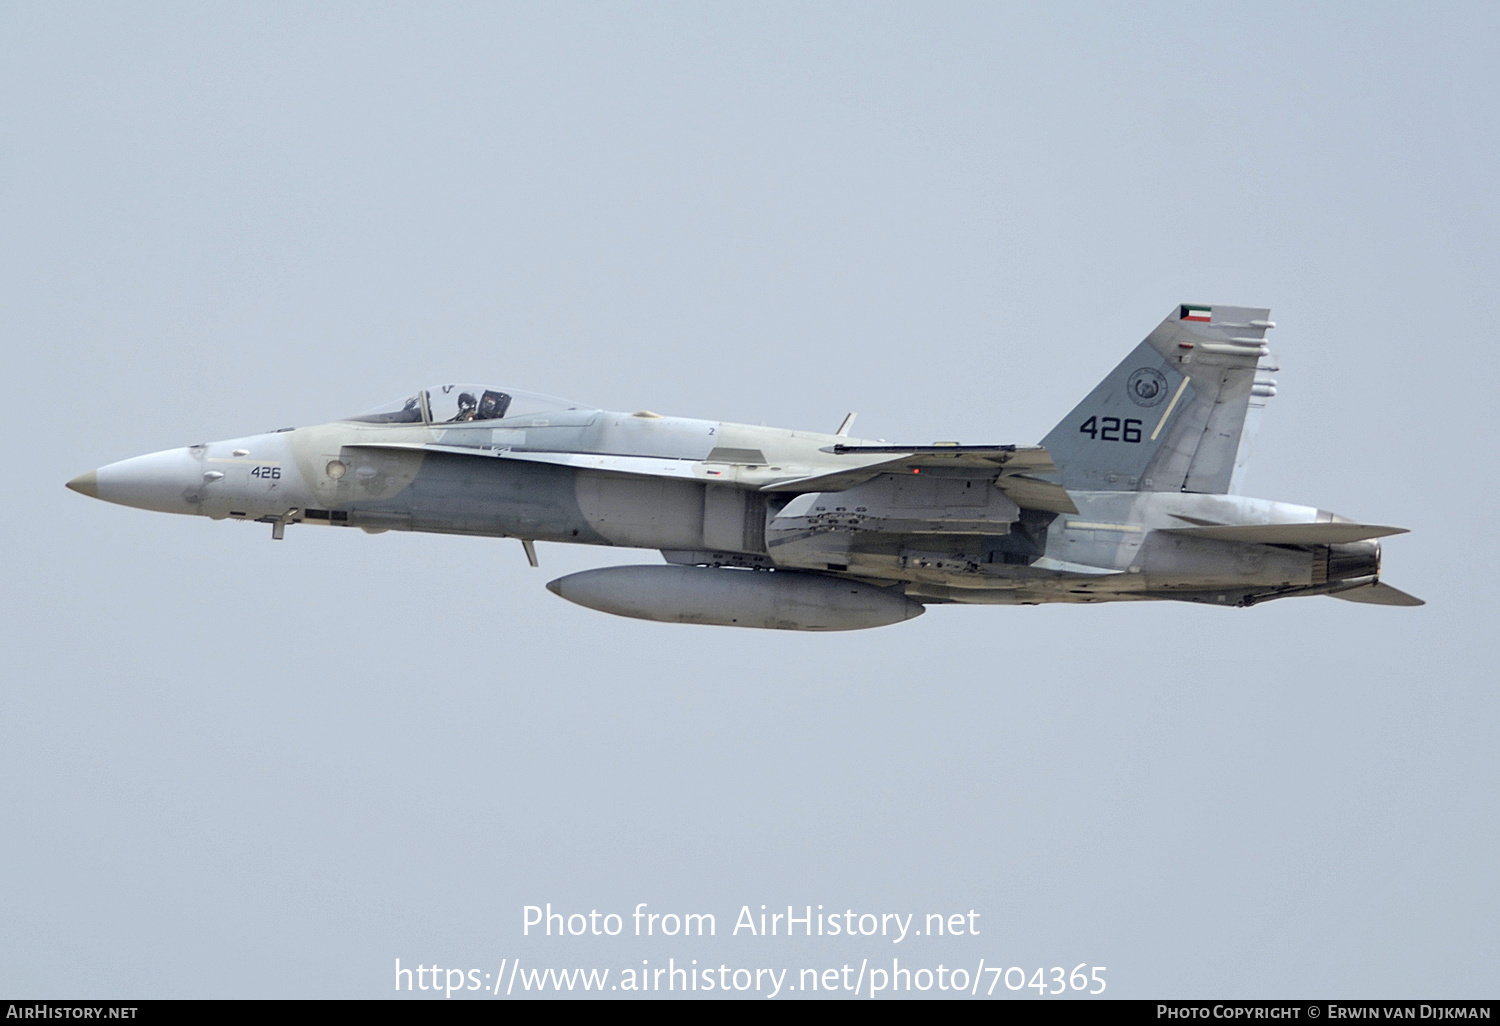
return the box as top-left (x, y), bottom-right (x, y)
top-left (1228, 354), bottom-right (1279, 495)
top-left (1039, 304), bottom-right (1275, 494)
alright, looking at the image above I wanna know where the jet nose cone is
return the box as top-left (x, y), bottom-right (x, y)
top-left (545, 578), bottom-right (564, 597)
top-left (91, 447), bottom-right (211, 515)
top-left (66, 471), bottom-right (100, 498)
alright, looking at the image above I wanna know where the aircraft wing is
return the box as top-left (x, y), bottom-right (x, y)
top-left (347, 440), bottom-right (1079, 514)
top-left (760, 444), bottom-right (1078, 514)
top-left (816, 443), bottom-right (1060, 469)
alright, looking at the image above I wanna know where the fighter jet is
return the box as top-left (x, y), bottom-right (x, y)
top-left (66, 304), bottom-right (1421, 630)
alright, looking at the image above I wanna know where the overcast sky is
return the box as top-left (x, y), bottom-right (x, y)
top-left (3, 1), bottom-right (1496, 999)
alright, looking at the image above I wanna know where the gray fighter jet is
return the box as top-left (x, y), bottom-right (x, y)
top-left (67, 304), bottom-right (1421, 630)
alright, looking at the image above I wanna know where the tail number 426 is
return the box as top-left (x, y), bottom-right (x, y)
top-left (1079, 417), bottom-right (1141, 443)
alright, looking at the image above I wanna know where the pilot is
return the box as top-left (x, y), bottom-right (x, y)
top-left (453, 392), bottom-right (478, 422)
top-left (477, 390), bottom-right (510, 421)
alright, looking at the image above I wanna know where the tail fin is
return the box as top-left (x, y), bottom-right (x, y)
top-left (1228, 351), bottom-right (1278, 495)
top-left (1039, 304), bottom-right (1277, 494)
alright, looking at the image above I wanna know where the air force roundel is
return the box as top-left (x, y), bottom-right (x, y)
top-left (1127, 367), bottom-right (1169, 407)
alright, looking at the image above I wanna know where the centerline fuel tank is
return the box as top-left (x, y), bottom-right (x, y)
top-left (545, 564), bottom-right (924, 631)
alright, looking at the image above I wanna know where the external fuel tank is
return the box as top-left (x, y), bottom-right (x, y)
top-left (545, 564), bottom-right (925, 631)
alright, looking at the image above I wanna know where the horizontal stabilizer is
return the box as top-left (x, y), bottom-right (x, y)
top-left (1330, 581), bottom-right (1426, 606)
top-left (1157, 522), bottom-right (1408, 545)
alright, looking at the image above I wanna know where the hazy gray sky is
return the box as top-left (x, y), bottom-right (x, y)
top-left (3, 1), bottom-right (1496, 998)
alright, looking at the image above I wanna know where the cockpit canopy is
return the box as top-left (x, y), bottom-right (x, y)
top-left (346, 385), bottom-right (589, 425)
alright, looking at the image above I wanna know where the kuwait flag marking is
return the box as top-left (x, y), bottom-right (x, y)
top-left (1180, 304), bottom-right (1212, 322)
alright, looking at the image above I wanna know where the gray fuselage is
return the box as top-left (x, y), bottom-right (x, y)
top-left (70, 401), bottom-right (1375, 609)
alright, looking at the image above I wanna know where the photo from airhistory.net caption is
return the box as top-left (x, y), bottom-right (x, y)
top-left (6, 908), bottom-right (1493, 1008)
